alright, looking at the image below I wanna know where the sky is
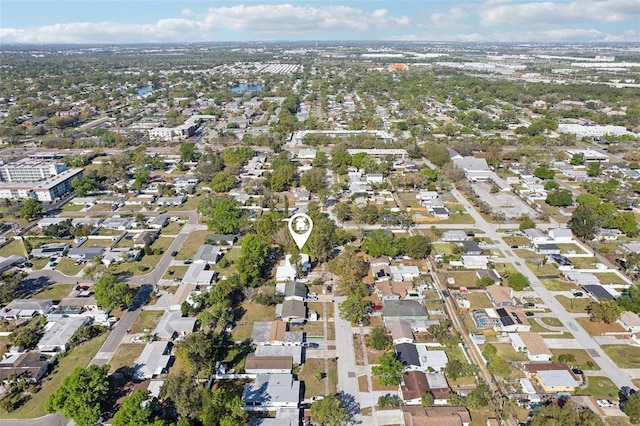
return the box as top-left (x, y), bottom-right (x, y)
top-left (0, 0), bottom-right (638, 44)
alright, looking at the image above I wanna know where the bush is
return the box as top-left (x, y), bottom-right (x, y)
top-left (254, 292), bottom-right (284, 306)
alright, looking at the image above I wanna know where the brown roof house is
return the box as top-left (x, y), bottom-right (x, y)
top-left (486, 284), bottom-right (514, 307)
top-left (245, 354), bottom-right (293, 374)
top-left (401, 370), bottom-right (429, 405)
top-left (0, 352), bottom-right (50, 383)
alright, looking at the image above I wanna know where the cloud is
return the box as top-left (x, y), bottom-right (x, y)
top-left (0, 4), bottom-right (410, 43)
top-left (479, 0), bottom-right (639, 27)
top-left (425, 7), bottom-right (468, 29)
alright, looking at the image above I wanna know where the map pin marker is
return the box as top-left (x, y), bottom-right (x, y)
top-left (288, 213), bottom-right (313, 249)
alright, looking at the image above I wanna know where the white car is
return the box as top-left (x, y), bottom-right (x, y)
top-left (596, 399), bottom-right (614, 407)
top-left (310, 395), bottom-right (325, 402)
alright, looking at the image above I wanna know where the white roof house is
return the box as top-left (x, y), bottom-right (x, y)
top-left (38, 315), bottom-right (88, 352)
top-left (620, 311), bottom-right (640, 333)
top-left (134, 341), bottom-right (172, 380)
top-left (416, 346), bottom-right (448, 372)
top-left (182, 263), bottom-right (215, 285)
top-left (242, 374), bottom-right (300, 411)
top-left (194, 244), bottom-right (222, 264)
top-left (548, 228), bottom-right (573, 243)
top-left (390, 265), bottom-right (420, 282)
top-left (154, 310), bottom-right (197, 340)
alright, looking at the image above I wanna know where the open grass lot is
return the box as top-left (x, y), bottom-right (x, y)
top-left (109, 343), bottom-right (145, 373)
top-left (432, 242), bottom-right (455, 255)
top-left (550, 349), bottom-right (599, 370)
top-left (465, 292), bottom-right (494, 309)
top-left (83, 238), bottom-right (114, 248)
top-left (528, 318), bottom-right (553, 333)
top-left (576, 376), bottom-right (619, 399)
top-left (540, 278), bottom-right (572, 292)
top-left (238, 300), bottom-right (275, 322)
top-left (397, 192), bottom-right (421, 208)
top-left (299, 358), bottom-right (337, 398)
top-left (0, 336), bottom-right (10, 357)
top-left (54, 258), bottom-right (84, 276)
top-left (164, 265), bottom-right (189, 279)
top-left (576, 317), bottom-right (625, 335)
top-left (484, 343), bottom-right (529, 362)
top-left (175, 230), bottom-right (209, 260)
top-left (570, 257), bottom-right (600, 269)
top-left (0, 332), bottom-right (108, 419)
top-left (231, 324), bottom-right (253, 341)
top-left (162, 222), bottom-right (184, 235)
top-left (556, 295), bottom-right (590, 313)
top-left (90, 203), bottom-right (114, 212)
top-left (556, 243), bottom-right (589, 254)
top-left (531, 262), bottom-right (562, 277)
top-left (602, 345), bottom-right (640, 369)
top-left (130, 310), bottom-right (164, 334)
top-left (94, 228), bottom-right (123, 237)
top-left (503, 236), bottom-right (530, 247)
top-left (32, 283), bottom-right (74, 301)
top-left (513, 249), bottom-right (543, 261)
top-left (0, 239), bottom-right (27, 257)
top-left (444, 271), bottom-right (480, 288)
top-left (439, 211), bottom-right (475, 225)
top-left (595, 272), bottom-right (629, 285)
top-left (540, 317), bottom-right (564, 327)
top-left (61, 203), bottom-right (85, 212)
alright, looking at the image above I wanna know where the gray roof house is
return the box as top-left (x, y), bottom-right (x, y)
top-left (154, 310), bottom-right (197, 341)
top-left (147, 214), bottom-right (168, 229)
top-left (194, 244), bottom-right (222, 265)
top-left (134, 341), bottom-right (172, 380)
top-left (30, 243), bottom-right (68, 258)
top-left (182, 263), bottom-right (216, 285)
top-left (442, 231), bottom-right (467, 242)
top-left (255, 345), bottom-right (303, 365)
top-left (205, 234), bottom-right (237, 246)
top-left (38, 315), bottom-right (89, 352)
top-left (242, 373), bottom-right (301, 411)
top-left (383, 300), bottom-right (431, 331)
top-left (1, 299), bottom-right (53, 319)
top-left (277, 300), bottom-right (306, 324)
top-left (275, 282), bottom-right (307, 301)
top-left (67, 246), bottom-right (105, 260)
top-left (101, 217), bottom-right (136, 230)
top-left (396, 343), bottom-right (420, 369)
top-left (0, 255), bottom-right (26, 273)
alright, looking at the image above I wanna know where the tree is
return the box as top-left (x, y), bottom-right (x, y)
top-left (160, 371), bottom-right (202, 420)
top-left (300, 167), bottom-right (327, 193)
top-left (476, 276), bottom-right (494, 287)
top-left (339, 296), bottom-right (373, 324)
top-left (132, 167), bottom-right (150, 190)
top-left (71, 176), bottom-right (98, 197)
top-left (544, 180), bottom-right (559, 191)
top-left (361, 230), bottom-right (401, 258)
top-left (333, 202), bottom-right (352, 223)
top-left (466, 381), bottom-right (490, 409)
top-left (569, 205), bottom-right (602, 240)
top-left (198, 195), bottom-right (241, 234)
top-left (618, 284), bottom-right (640, 314)
top-left (507, 273), bottom-right (530, 291)
top-left (200, 388), bottom-right (248, 426)
top-left (405, 235), bottom-right (432, 259)
top-left (45, 365), bottom-right (110, 426)
top-left (530, 400), bottom-right (606, 426)
top-left (20, 199), bottom-right (43, 220)
top-left (372, 351), bottom-right (405, 386)
top-left (588, 299), bottom-right (622, 323)
top-left (533, 165), bottom-right (555, 180)
top-left (586, 162), bottom-right (602, 177)
top-left (519, 215), bottom-right (536, 232)
top-left (623, 391), bottom-right (640, 423)
top-left (570, 153), bottom-right (585, 165)
top-left (310, 394), bottom-right (349, 426)
top-left (267, 164), bottom-right (296, 192)
top-left (421, 392), bottom-right (434, 407)
top-left (546, 189), bottom-right (573, 207)
top-left (236, 234), bottom-right (269, 286)
top-left (179, 142), bottom-right (197, 162)
top-left (209, 169), bottom-right (237, 192)
top-left (9, 325), bottom-right (42, 349)
top-left (94, 274), bottom-right (136, 310)
top-left (557, 353), bottom-right (576, 363)
top-left (366, 327), bottom-right (392, 350)
top-left (328, 248), bottom-right (369, 296)
top-left (112, 390), bottom-right (156, 426)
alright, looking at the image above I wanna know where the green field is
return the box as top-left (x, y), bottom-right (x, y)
top-left (576, 376), bottom-right (619, 399)
top-left (32, 284), bottom-right (74, 301)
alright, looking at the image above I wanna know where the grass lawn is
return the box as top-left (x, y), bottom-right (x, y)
top-left (532, 263), bottom-right (562, 277)
top-left (129, 310), bottom-right (164, 334)
top-left (231, 324), bottom-right (253, 341)
top-left (556, 295), bottom-right (590, 313)
top-left (396, 192), bottom-right (421, 208)
top-left (83, 239), bottom-right (114, 248)
top-left (444, 345), bottom-right (466, 363)
top-left (90, 203), bottom-right (114, 212)
top-left (239, 300), bottom-right (275, 322)
top-left (556, 243), bottom-right (588, 254)
top-left (167, 192), bottom-right (203, 211)
top-left (0, 239), bottom-right (27, 258)
top-left (602, 345), bottom-right (640, 369)
top-left (432, 243), bottom-right (455, 255)
top-left (445, 271), bottom-right (480, 288)
top-left (109, 343), bottom-right (145, 373)
top-left (175, 230), bottom-right (209, 260)
top-left (0, 336), bottom-right (10, 357)
top-left (570, 257), bottom-right (600, 269)
top-left (61, 203), bottom-right (85, 212)
top-left (540, 317), bottom-right (564, 327)
top-left (299, 358), bottom-right (328, 398)
top-left (528, 318), bottom-right (553, 333)
top-left (295, 322), bottom-right (324, 338)
top-left (0, 332), bottom-right (108, 419)
top-left (164, 265), bottom-right (189, 279)
top-left (54, 258), bottom-right (84, 276)
top-left (576, 376), bottom-right (619, 400)
top-left (488, 343), bottom-right (529, 362)
top-left (594, 272), bottom-right (629, 285)
top-left (32, 284), bottom-right (74, 301)
top-left (439, 212), bottom-right (475, 225)
top-left (94, 228), bottom-right (124, 237)
top-left (576, 317), bottom-right (625, 335)
top-left (540, 278), bottom-right (572, 292)
top-left (161, 222), bottom-right (184, 235)
top-left (550, 349), bottom-right (599, 370)
top-left (465, 292), bottom-right (494, 309)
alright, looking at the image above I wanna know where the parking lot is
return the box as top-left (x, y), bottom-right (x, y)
top-left (472, 181), bottom-right (538, 219)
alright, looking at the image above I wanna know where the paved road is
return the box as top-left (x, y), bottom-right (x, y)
top-left (333, 296), bottom-right (364, 425)
top-left (449, 186), bottom-right (635, 389)
top-left (1, 413), bottom-right (69, 426)
top-left (91, 307), bottom-right (141, 366)
top-left (26, 270), bottom-right (90, 284)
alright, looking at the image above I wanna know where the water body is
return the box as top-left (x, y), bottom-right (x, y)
top-left (231, 84), bottom-right (263, 93)
top-left (136, 85), bottom-right (153, 96)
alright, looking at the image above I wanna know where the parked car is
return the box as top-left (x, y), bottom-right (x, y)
top-left (572, 368), bottom-right (584, 375)
top-left (596, 399), bottom-right (614, 408)
top-left (310, 395), bottom-right (324, 402)
top-left (525, 312), bottom-right (534, 317)
top-left (183, 259), bottom-right (192, 264)
top-left (171, 251), bottom-right (178, 257)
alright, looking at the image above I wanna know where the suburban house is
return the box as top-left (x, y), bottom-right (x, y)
top-left (275, 282), bottom-right (308, 302)
top-left (182, 263), bottom-right (216, 286)
top-left (486, 284), bottom-right (515, 307)
top-left (277, 300), bottom-right (306, 324)
top-left (101, 248), bottom-right (142, 266)
top-left (254, 345), bottom-right (302, 365)
top-left (242, 374), bottom-right (300, 411)
top-left (66, 246), bottom-right (105, 261)
top-left (30, 243), bottom-right (68, 258)
top-left (620, 311), bottom-right (640, 333)
top-left (509, 332), bottom-right (553, 362)
top-left (38, 315), bottom-right (89, 352)
top-left (0, 299), bottom-right (53, 319)
top-left (594, 228), bottom-right (622, 241)
top-left (461, 241), bottom-right (482, 256)
top-left (548, 228), bottom-right (573, 243)
top-left (534, 243), bottom-right (561, 255)
top-left (390, 265), bottom-right (421, 282)
top-left (452, 156), bottom-right (490, 181)
top-left (546, 254), bottom-right (574, 270)
top-left (0, 352), bottom-right (50, 383)
top-left (0, 255), bottom-right (26, 273)
top-left (401, 406), bottom-right (471, 426)
top-left (147, 214), bottom-right (168, 229)
top-left (134, 341), bottom-right (172, 380)
top-left (375, 281), bottom-right (415, 301)
top-left (194, 244), bottom-right (222, 265)
top-left (460, 255), bottom-right (489, 270)
top-left (386, 319), bottom-right (414, 344)
top-left (416, 191), bottom-right (439, 201)
top-left (401, 370), bottom-right (429, 405)
top-left (476, 270), bottom-right (501, 286)
top-left (383, 300), bottom-right (430, 331)
top-left (205, 234), bottom-right (237, 246)
top-left (245, 355), bottom-right (293, 374)
top-left (523, 363), bottom-right (581, 392)
top-left (442, 231), bottom-right (467, 242)
top-left (425, 372), bottom-right (451, 404)
top-left (396, 343), bottom-right (421, 370)
top-left (101, 217), bottom-right (136, 231)
top-left (133, 230), bottom-right (158, 248)
top-left (415, 347), bottom-right (448, 372)
top-left (250, 321), bottom-right (304, 346)
top-left (157, 195), bottom-right (187, 206)
top-left (153, 310), bottom-right (197, 341)
top-left (495, 307), bottom-right (531, 333)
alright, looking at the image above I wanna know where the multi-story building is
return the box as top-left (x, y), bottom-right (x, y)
top-left (0, 159), bottom-right (67, 183)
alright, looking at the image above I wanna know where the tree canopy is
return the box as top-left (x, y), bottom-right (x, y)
top-left (310, 394), bottom-right (349, 426)
top-left (372, 351), bottom-right (405, 386)
top-left (94, 274), bottom-right (136, 310)
top-left (198, 195), bottom-right (242, 234)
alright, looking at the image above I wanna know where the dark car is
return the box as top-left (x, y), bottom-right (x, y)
top-left (572, 368), bottom-right (584, 375)
top-left (171, 251), bottom-right (178, 257)
top-left (525, 312), bottom-right (534, 317)
top-left (183, 259), bottom-right (192, 264)
top-left (372, 305), bottom-right (383, 311)
top-left (525, 302), bottom-right (535, 307)
top-left (466, 231), bottom-right (475, 237)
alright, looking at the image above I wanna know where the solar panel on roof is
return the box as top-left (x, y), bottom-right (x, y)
top-left (496, 308), bottom-right (508, 317)
top-left (501, 317), bottom-right (515, 326)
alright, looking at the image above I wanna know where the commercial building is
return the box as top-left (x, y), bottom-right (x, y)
top-left (0, 168), bottom-right (84, 202)
top-left (0, 159), bottom-right (66, 183)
